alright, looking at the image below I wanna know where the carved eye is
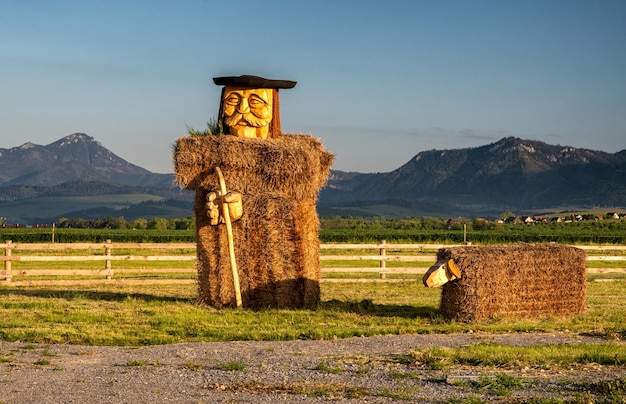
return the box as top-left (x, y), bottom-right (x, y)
top-left (248, 95), bottom-right (267, 106)
top-left (224, 94), bottom-right (240, 106)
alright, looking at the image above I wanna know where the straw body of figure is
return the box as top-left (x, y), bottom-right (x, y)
top-left (174, 134), bottom-right (333, 308)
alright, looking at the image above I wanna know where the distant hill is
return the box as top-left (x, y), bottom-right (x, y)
top-left (0, 133), bottom-right (188, 224)
top-left (0, 133), bottom-right (173, 188)
top-left (319, 137), bottom-right (626, 217)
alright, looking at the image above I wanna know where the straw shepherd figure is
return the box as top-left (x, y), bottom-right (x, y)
top-left (174, 75), bottom-right (333, 309)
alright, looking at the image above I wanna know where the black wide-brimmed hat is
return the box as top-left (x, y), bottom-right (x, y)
top-left (213, 75), bottom-right (297, 89)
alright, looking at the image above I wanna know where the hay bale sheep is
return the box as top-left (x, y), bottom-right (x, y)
top-left (437, 243), bottom-right (586, 322)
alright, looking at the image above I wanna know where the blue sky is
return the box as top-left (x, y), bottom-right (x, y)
top-left (1, 0), bottom-right (625, 173)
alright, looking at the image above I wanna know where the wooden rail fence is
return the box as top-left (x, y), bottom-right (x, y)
top-left (2, 240), bottom-right (625, 285)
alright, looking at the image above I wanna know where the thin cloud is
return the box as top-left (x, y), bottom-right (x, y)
top-left (457, 129), bottom-right (494, 141)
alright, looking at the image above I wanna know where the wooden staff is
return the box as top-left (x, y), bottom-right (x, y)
top-left (215, 166), bottom-right (242, 308)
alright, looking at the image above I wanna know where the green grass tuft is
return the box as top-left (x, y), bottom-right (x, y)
top-left (219, 360), bottom-right (247, 371)
top-left (183, 361), bottom-right (203, 371)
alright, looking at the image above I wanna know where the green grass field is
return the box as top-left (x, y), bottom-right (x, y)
top-left (0, 274), bottom-right (624, 346)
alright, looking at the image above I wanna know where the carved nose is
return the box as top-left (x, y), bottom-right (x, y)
top-left (237, 98), bottom-right (249, 114)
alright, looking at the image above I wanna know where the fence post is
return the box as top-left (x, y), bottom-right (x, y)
top-left (379, 239), bottom-right (386, 279)
top-left (464, 224), bottom-right (468, 245)
top-left (105, 239), bottom-right (112, 280)
top-left (4, 240), bottom-right (12, 283)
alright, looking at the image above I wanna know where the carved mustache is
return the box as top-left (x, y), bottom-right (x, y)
top-left (224, 113), bottom-right (271, 128)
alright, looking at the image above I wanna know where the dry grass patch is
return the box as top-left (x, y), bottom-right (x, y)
top-left (208, 381), bottom-right (369, 399)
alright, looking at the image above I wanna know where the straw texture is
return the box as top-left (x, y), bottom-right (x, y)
top-left (174, 134), bottom-right (333, 308)
top-left (438, 243), bottom-right (587, 322)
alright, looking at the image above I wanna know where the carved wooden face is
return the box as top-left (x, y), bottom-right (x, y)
top-left (222, 87), bottom-right (273, 138)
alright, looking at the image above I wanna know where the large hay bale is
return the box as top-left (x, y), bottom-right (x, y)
top-left (438, 243), bottom-right (586, 322)
top-left (174, 134), bottom-right (333, 308)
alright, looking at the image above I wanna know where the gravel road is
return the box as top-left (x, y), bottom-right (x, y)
top-left (1, 332), bottom-right (624, 403)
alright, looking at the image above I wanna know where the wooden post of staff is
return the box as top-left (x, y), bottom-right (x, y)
top-left (215, 167), bottom-right (242, 308)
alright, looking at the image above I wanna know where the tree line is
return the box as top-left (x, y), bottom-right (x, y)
top-left (55, 216), bottom-right (194, 230)
top-left (42, 213), bottom-right (626, 233)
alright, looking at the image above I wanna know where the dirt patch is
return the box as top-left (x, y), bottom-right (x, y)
top-left (1, 332), bottom-right (624, 403)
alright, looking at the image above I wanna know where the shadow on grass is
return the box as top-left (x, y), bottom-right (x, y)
top-left (1, 289), bottom-right (438, 319)
top-left (0, 288), bottom-right (195, 303)
top-left (320, 298), bottom-right (440, 319)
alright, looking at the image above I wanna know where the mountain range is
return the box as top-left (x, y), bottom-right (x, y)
top-left (1, 133), bottom-right (624, 224)
top-left (320, 137), bottom-right (626, 217)
top-left (0, 133), bottom-right (186, 224)
top-left (0, 133), bottom-right (173, 188)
